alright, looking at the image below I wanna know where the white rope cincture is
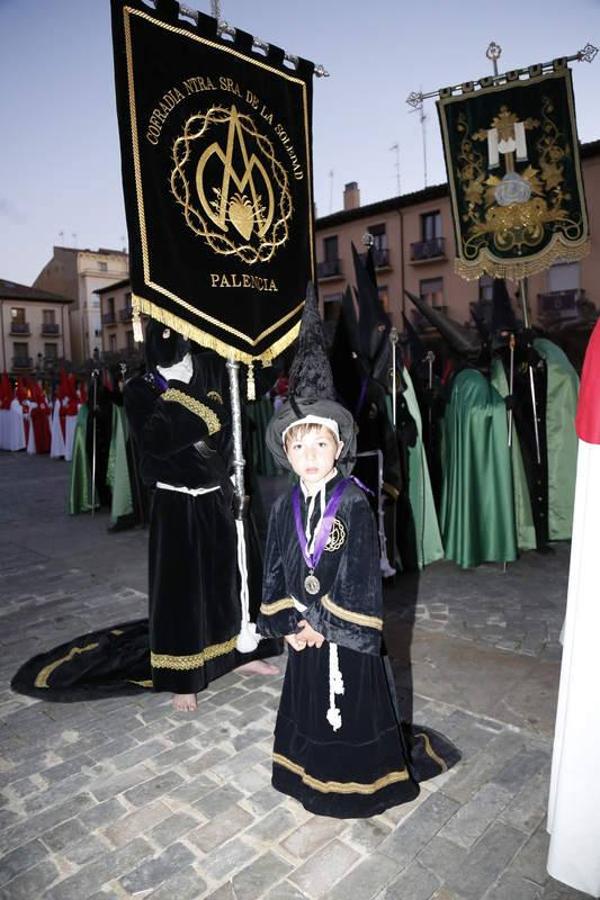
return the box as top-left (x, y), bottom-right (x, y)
top-left (235, 518), bottom-right (260, 652)
top-left (326, 642), bottom-right (345, 732)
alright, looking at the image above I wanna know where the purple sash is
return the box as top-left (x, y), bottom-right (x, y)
top-left (292, 478), bottom-right (350, 572)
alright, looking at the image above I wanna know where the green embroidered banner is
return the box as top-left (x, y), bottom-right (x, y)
top-left (111, 0), bottom-right (315, 364)
top-left (437, 67), bottom-right (590, 281)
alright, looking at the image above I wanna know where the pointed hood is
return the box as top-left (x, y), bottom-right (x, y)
top-left (266, 283), bottom-right (357, 473)
top-left (287, 282), bottom-right (335, 400)
top-left (401, 313), bottom-right (426, 369)
top-left (491, 279), bottom-right (518, 342)
top-left (352, 243), bottom-right (391, 364)
top-left (404, 290), bottom-right (481, 358)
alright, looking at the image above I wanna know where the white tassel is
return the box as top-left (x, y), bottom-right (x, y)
top-left (234, 518), bottom-right (259, 652)
top-left (327, 642), bottom-right (345, 732)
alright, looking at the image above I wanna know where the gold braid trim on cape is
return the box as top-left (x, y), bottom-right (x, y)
top-left (162, 388), bottom-right (220, 436)
top-left (151, 636), bottom-right (238, 670)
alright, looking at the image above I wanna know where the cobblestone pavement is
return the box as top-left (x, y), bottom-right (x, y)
top-left (0, 453), bottom-right (587, 899)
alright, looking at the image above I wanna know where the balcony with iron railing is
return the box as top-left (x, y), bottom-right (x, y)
top-left (317, 258), bottom-right (343, 280)
top-left (360, 247), bottom-right (391, 269)
top-left (41, 323), bottom-right (60, 335)
top-left (12, 356), bottom-right (33, 370)
top-left (410, 236), bottom-right (446, 263)
top-left (119, 306), bottom-right (133, 322)
top-left (10, 322), bottom-right (30, 335)
top-left (102, 311), bottom-right (116, 325)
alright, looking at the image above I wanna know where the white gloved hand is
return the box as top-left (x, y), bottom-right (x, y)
top-left (157, 352), bottom-right (193, 385)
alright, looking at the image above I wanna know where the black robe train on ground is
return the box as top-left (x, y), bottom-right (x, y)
top-left (257, 472), bottom-right (459, 818)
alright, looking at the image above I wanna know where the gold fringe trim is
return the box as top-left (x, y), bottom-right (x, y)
top-left (321, 594), bottom-right (383, 631)
top-left (162, 388), bottom-right (220, 435)
top-left (414, 731), bottom-right (448, 773)
top-left (132, 294), bottom-right (301, 365)
top-left (454, 236), bottom-right (591, 282)
top-left (34, 642), bottom-right (99, 689)
top-left (151, 636), bottom-right (238, 671)
top-left (273, 752), bottom-right (409, 794)
top-left (259, 598), bottom-right (296, 616)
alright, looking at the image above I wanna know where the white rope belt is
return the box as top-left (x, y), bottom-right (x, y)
top-left (156, 482), bottom-right (221, 497)
top-left (291, 598), bottom-right (344, 732)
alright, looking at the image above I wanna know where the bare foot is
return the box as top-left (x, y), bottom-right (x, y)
top-left (172, 693), bottom-right (197, 711)
top-left (236, 659), bottom-right (280, 676)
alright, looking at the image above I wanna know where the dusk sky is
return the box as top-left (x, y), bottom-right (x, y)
top-left (1, 0), bottom-right (599, 285)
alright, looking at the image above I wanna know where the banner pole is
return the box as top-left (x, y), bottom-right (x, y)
top-left (518, 277), bottom-right (542, 465)
top-left (226, 357), bottom-right (259, 652)
top-left (91, 369), bottom-right (99, 517)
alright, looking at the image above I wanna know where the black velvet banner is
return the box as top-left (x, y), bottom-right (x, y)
top-left (111, 0), bottom-right (315, 363)
top-left (437, 67), bottom-right (590, 281)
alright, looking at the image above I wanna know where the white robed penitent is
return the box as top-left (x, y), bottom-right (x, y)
top-left (547, 321), bottom-right (600, 899)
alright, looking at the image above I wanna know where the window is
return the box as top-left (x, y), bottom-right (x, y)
top-left (479, 275), bottom-right (494, 303)
top-left (44, 343), bottom-right (58, 360)
top-left (42, 309), bottom-right (56, 325)
top-left (11, 307), bottom-right (26, 324)
top-left (125, 291), bottom-right (132, 306)
top-left (419, 277), bottom-right (444, 307)
top-left (323, 235), bottom-right (338, 262)
top-left (107, 297), bottom-right (115, 315)
top-left (98, 261), bottom-right (108, 272)
top-left (13, 342), bottom-right (29, 360)
top-left (421, 211), bottom-right (442, 241)
top-left (126, 330), bottom-right (134, 350)
top-left (547, 262), bottom-right (580, 292)
top-left (322, 293), bottom-right (343, 324)
top-left (368, 223), bottom-right (388, 252)
top-left (109, 334), bottom-right (117, 352)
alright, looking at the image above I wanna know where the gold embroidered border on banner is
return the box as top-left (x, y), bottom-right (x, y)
top-left (273, 752), bottom-right (409, 794)
top-left (34, 642), bottom-right (99, 689)
top-left (151, 636), bottom-right (238, 670)
top-left (454, 236), bottom-right (591, 281)
top-left (123, 6), bottom-right (314, 362)
top-left (321, 594), bottom-right (383, 631)
top-left (162, 388), bottom-right (220, 434)
top-left (259, 597), bottom-right (296, 615)
top-left (132, 294), bottom-right (301, 366)
top-left (413, 731), bottom-right (449, 772)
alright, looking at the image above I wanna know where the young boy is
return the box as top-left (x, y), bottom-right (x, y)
top-left (257, 407), bottom-right (420, 818)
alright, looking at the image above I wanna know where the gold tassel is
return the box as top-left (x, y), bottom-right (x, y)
top-left (247, 361), bottom-right (256, 400)
top-left (132, 298), bottom-right (144, 343)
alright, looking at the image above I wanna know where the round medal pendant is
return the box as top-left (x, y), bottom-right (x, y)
top-left (304, 574), bottom-right (321, 595)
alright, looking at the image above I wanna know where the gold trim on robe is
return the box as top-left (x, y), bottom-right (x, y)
top-left (273, 752), bottom-right (409, 794)
top-left (321, 594), bottom-right (383, 631)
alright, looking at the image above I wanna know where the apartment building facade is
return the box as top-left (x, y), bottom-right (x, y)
top-left (33, 246), bottom-right (129, 365)
top-left (315, 140), bottom-right (600, 335)
top-left (0, 280), bottom-right (73, 375)
top-left (96, 278), bottom-right (136, 358)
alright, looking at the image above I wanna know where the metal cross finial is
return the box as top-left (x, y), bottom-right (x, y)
top-left (579, 42), bottom-right (598, 63)
top-left (406, 90), bottom-right (424, 110)
top-left (486, 41), bottom-right (502, 75)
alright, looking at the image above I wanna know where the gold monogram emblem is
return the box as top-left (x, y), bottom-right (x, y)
top-left (325, 518), bottom-right (347, 552)
top-left (170, 105), bottom-right (292, 264)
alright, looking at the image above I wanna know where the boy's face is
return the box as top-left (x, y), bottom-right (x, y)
top-left (285, 426), bottom-right (343, 486)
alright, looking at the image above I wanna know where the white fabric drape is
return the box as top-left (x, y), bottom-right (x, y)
top-left (547, 438), bottom-right (600, 898)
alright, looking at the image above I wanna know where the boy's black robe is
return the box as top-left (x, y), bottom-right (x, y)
top-left (257, 473), bottom-right (459, 818)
